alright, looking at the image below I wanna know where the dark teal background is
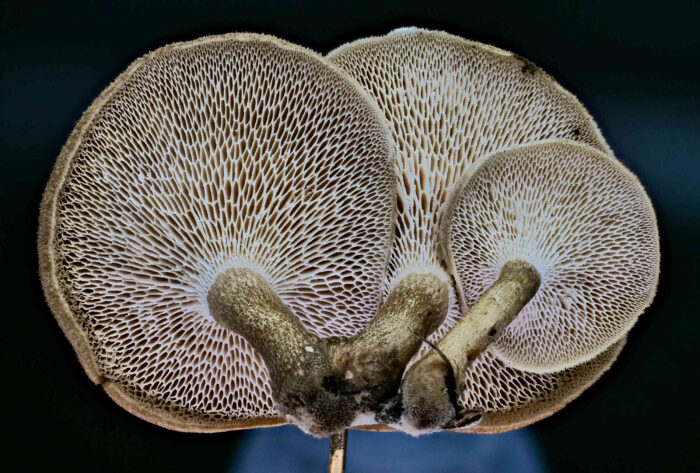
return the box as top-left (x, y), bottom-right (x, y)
top-left (2, 1), bottom-right (698, 471)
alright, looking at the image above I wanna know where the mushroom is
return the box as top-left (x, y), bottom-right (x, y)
top-left (397, 139), bottom-right (659, 432)
top-left (327, 27), bottom-right (645, 434)
top-left (327, 27), bottom-right (613, 364)
top-left (38, 33), bottom-right (447, 437)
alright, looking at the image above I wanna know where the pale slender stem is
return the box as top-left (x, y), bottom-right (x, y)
top-left (400, 260), bottom-right (540, 432)
top-left (328, 430), bottom-right (348, 473)
top-left (439, 259), bottom-right (540, 377)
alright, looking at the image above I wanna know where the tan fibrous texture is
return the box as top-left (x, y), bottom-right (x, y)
top-left (327, 27), bottom-right (611, 353)
top-left (39, 34), bottom-right (395, 430)
top-left (445, 141), bottom-right (659, 373)
top-left (459, 339), bottom-right (625, 433)
top-left (329, 273), bottom-right (449, 401)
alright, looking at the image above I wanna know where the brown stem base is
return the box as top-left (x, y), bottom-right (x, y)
top-left (207, 267), bottom-right (449, 437)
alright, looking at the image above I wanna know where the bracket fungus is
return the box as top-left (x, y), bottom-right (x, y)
top-left (39, 26), bottom-right (661, 469)
top-left (326, 28), bottom-right (658, 436)
top-left (327, 27), bottom-right (612, 364)
top-left (38, 33), bottom-right (450, 436)
top-left (395, 139), bottom-right (659, 433)
top-left (443, 140), bottom-right (659, 372)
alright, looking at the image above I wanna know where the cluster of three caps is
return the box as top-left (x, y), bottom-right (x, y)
top-left (39, 29), bottom-right (659, 435)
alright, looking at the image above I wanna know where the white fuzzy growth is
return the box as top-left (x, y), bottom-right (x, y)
top-left (391, 416), bottom-right (436, 438)
top-left (349, 411), bottom-right (377, 428)
top-left (388, 26), bottom-right (420, 37)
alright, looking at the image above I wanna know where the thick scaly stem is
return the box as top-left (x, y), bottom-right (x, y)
top-left (208, 268), bottom-right (355, 435)
top-left (328, 273), bottom-right (448, 409)
top-left (328, 430), bottom-right (348, 473)
top-left (207, 268), bottom-right (449, 437)
top-left (400, 260), bottom-right (541, 433)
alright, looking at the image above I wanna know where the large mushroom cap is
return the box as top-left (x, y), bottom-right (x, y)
top-left (38, 33), bottom-right (396, 432)
top-left (443, 140), bottom-right (659, 373)
top-left (327, 27), bottom-right (612, 348)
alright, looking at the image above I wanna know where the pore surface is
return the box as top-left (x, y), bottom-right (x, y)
top-left (328, 28), bottom-right (611, 352)
top-left (446, 141), bottom-right (658, 372)
top-left (41, 34), bottom-right (395, 430)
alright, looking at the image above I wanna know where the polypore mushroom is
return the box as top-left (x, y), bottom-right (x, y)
top-left (39, 33), bottom-right (448, 437)
top-left (444, 140), bottom-right (659, 371)
top-left (327, 27), bottom-right (613, 359)
top-left (398, 139), bottom-right (659, 432)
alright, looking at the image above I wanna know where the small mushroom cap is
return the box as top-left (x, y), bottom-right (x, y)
top-left (38, 33), bottom-right (395, 432)
top-left (443, 140), bottom-right (659, 373)
top-left (327, 27), bottom-right (612, 348)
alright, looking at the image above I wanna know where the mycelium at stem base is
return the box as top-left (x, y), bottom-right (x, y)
top-left (397, 260), bottom-right (541, 434)
top-left (208, 267), bottom-right (449, 437)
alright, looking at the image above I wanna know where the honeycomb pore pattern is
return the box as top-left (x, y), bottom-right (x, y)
top-left (444, 140), bottom-right (658, 373)
top-left (39, 34), bottom-right (395, 431)
top-left (328, 27), bottom-right (612, 353)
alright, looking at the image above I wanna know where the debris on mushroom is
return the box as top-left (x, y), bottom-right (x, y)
top-left (327, 27), bottom-right (613, 363)
top-left (354, 338), bottom-right (626, 435)
top-left (397, 139), bottom-right (659, 433)
top-left (38, 33), bottom-right (425, 435)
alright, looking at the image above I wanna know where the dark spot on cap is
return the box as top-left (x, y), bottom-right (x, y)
top-left (488, 327), bottom-right (497, 337)
top-left (515, 55), bottom-right (538, 75)
top-left (287, 394), bottom-right (304, 409)
top-left (573, 128), bottom-right (581, 136)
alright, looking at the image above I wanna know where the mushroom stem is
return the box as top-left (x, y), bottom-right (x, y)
top-left (328, 430), bottom-right (348, 473)
top-left (328, 273), bottom-right (449, 407)
top-left (208, 268), bottom-right (450, 436)
top-left (208, 268), bottom-right (358, 435)
top-left (399, 260), bottom-right (540, 433)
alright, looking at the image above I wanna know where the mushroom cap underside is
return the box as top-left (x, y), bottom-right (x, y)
top-left (327, 27), bottom-right (615, 366)
top-left (442, 140), bottom-right (659, 373)
top-left (38, 33), bottom-right (396, 431)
